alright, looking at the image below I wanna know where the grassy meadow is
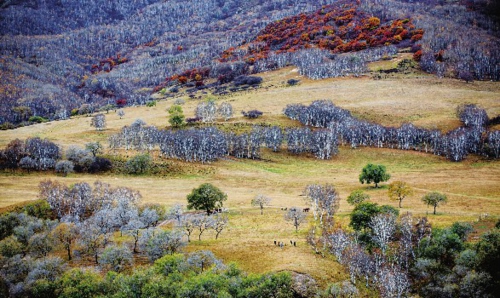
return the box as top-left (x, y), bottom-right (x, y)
top-left (1, 65), bottom-right (499, 286)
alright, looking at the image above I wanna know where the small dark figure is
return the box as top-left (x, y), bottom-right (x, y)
top-left (293, 241), bottom-right (296, 247)
top-left (290, 240), bottom-right (293, 245)
top-left (274, 240), bottom-right (277, 245)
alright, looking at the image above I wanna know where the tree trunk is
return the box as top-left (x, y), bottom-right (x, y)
top-left (133, 239), bottom-right (138, 253)
top-left (399, 199), bottom-right (402, 208)
top-left (260, 207), bottom-right (263, 215)
top-left (433, 205), bottom-right (437, 215)
top-left (67, 246), bottom-right (72, 261)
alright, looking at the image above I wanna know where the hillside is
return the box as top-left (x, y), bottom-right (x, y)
top-left (1, 1), bottom-right (500, 297)
top-left (1, 0), bottom-right (499, 128)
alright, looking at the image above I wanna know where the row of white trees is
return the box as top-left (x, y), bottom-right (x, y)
top-left (284, 100), bottom-right (500, 161)
top-left (109, 120), bottom-right (341, 162)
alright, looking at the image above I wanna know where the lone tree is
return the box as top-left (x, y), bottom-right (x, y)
top-left (347, 189), bottom-right (370, 206)
top-left (422, 191), bottom-right (448, 215)
top-left (168, 105), bottom-right (185, 128)
top-left (359, 163), bottom-right (390, 188)
top-left (90, 113), bottom-right (106, 131)
top-left (251, 194), bottom-right (272, 215)
top-left (187, 183), bottom-right (227, 215)
top-left (388, 181), bottom-right (413, 208)
top-left (285, 207), bottom-right (307, 232)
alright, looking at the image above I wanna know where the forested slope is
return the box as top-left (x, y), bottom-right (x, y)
top-left (0, 0), bottom-right (499, 128)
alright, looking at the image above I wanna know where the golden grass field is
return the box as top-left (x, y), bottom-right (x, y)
top-left (1, 64), bottom-right (499, 288)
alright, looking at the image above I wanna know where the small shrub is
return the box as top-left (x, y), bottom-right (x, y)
top-left (88, 157), bottom-right (112, 173)
top-left (186, 117), bottom-right (201, 124)
top-left (125, 154), bottom-right (152, 174)
top-left (146, 101), bottom-right (157, 107)
top-left (55, 160), bottom-right (74, 177)
top-left (99, 245), bottom-right (133, 272)
top-left (174, 98), bottom-right (185, 105)
top-left (242, 110), bottom-right (263, 119)
top-left (287, 79), bottom-right (300, 86)
top-left (234, 76), bottom-right (263, 86)
top-left (29, 116), bottom-right (48, 123)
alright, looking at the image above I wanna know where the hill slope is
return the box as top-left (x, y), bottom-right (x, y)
top-left (1, 0), bottom-right (499, 128)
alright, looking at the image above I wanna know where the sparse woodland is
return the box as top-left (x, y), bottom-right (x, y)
top-left (1, 0), bottom-right (500, 297)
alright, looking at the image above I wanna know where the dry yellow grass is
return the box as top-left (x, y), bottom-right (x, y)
top-left (0, 64), bottom-right (499, 288)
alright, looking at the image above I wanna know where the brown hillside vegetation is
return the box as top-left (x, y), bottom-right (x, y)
top-left (0, 66), bottom-right (499, 287)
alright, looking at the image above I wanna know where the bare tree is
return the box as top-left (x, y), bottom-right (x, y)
top-left (285, 207), bottom-right (307, 232)
top-left (304, 184), bottom-right (340, 230)
top-left (90, 113), bottom-right (106, 131)
top-left (192, 214), bottom-right (212, 241)
top-left (139, 228), bottom-right (184, 262)
top-left (39, 180), bottom-right (70, 220)
top-left (377, 266), bottom-right (410, 298)
top-left (196, 100), bottom-right (217, 123)
top-left (399, 213), bottom-right (414, 271)
top-left (178, 214), bottom-right (197, 242)
top-left (168, 204), bottom-right (184, 225)
top-left (211, 213), bottom-right (228, 240)
top-left (76, 220), bottom-right (106, 264)
top-left (251, 194), bottom-right (272, 215)
top-left (124, 219), bottom-right (146, 253)
top-left (139, 207), bottom-right (160, 228)
top-left (112, 197), bottom-right (139, 236)
top-left (326, 229), bottom-right (354, 264)
top-left (99, 245), bottom-right (133, 272)
top-left (186, 250), bottom-right (220, 274)
top-left (218, 102), bottom-right (233, 121)
top-left (370, 213), bottom-right (396, 254)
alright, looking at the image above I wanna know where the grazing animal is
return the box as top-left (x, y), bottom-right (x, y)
top-left (303, 208), bottom-right (310, 212)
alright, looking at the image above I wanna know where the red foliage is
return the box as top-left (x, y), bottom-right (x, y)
top-left (411, 34), bottom-right (423, 41)
top-left (116, 99), bottom-right (127, 107)
top-left (178, 76), bottom-right (188, 84)
top-left (413, 50), bottom-right (422, 62)
top-left (152, 0), bottom-right (425, 93)
top-left (219, 0), bottom-right (423, 63)
top-left (90, 54), bottom-right (129, 74)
